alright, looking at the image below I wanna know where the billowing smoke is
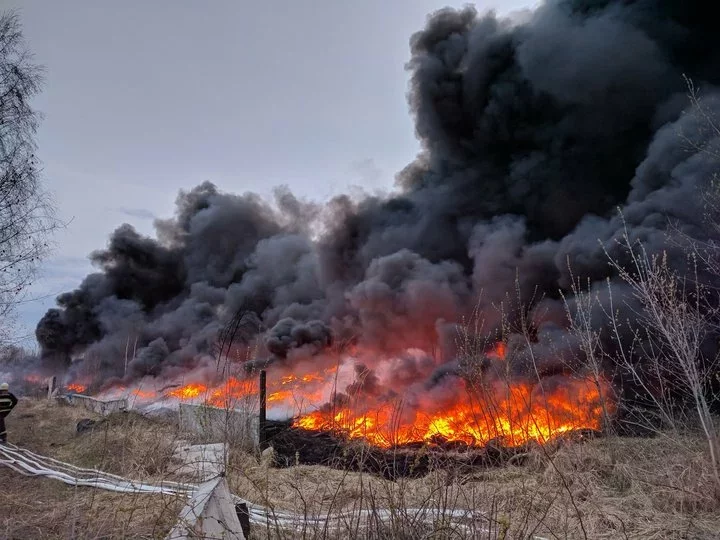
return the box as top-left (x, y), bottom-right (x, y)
top-left (264, 318), bottom-right (333, 362)
top-left (33, 0), bottom-right (720, 410)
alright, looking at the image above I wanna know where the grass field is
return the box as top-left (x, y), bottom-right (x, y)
top-left (1, 397), bottom-right (720, 539)
top-left (0, 399), bottom-right (183, 539)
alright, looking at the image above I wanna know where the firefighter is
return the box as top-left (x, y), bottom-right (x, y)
top-left (0, 382), bottom-right (18, 444)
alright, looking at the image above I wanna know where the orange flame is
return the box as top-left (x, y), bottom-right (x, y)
top-left (67, 383), bottom-right (87, 394)
top-left (83, 341), bottom-right (612, 449)
top-left (490, 341), bottom-right (507, 360)
top-left (165, 378), bottom-right (259, 408)
top-left (168, 383), bottom-right (208, 400)
top-left (296, 376), bottom-right (611, 448)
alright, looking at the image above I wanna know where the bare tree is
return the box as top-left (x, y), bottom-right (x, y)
top-left (0, 11), bottom-right (57, 342)
top-left (675, 76), bottom-right (720, 280)
top-left (603, 229), bottom-right (720, 493)
top-left (560, 269), bottom-right (617, 433)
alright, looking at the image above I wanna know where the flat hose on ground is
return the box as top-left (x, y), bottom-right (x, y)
top-left (0, 442), bottom-right (543, 537)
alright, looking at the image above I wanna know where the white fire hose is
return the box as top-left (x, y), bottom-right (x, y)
top-left (0, 442), bottom-right (547, 537)
top-left (0, 442), bottom-right (194, 495)
top-left (0, 442), bottom-right (273, 525)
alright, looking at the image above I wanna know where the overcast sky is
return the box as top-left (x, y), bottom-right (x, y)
top-left (4, 0), bottom-right (535, 345)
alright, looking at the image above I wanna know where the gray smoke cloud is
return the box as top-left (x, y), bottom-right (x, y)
top-left (265, 318), bottom-right (333, 362)
top-left (32, 0), bottom-right (720, 408)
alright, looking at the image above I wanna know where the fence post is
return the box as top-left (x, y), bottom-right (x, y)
top-left (259, 370), bottom-right (267, 450)
top-left (46, 376), bottom-right (57, 400)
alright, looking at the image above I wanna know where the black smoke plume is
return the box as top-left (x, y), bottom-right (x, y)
top-left (34, 0), bottom-right (720, 407)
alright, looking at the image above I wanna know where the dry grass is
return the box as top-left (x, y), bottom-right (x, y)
top-left (8, 398), bottom-right (179, 480)
top-left (0, 398), bottom-right (184, 539)
top-left (225, 433), bottom-right (720, 539)
top-left (3, 397), bottom-right (720, 538)
top-left (0, 469), bottom-right (182, 539)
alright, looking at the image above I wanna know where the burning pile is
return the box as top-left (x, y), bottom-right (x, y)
top-left (296, 376), bottom-right (609, 448)
top-left (291, 343), bottom-right (611, 448)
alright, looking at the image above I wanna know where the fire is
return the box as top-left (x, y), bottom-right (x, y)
top-left (168, 383), bottom-right (208, 400)
top-left (490, 341), bottom-right (507, 359)
top-left (157, 341), bottom-right (613, 450)
top-left (268, 390), bottom-right (293, 403)
top-left (76, 340), bottom-right (612, 450)
top-left (165, 378), bottom-right (259, 408)
top-left (296, 376), bottom-right (610, 448)
top-left (66, 383), bottom-right (87, 394)
top-left (158, 366), bottom-right (338, 411)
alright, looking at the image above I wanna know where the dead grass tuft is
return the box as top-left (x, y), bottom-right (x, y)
top-left (226, 432), bottom-right (720, 539)
top-left (8, 398), bottom-right (179, 480)
top-left (0, 468), bottom-right (183, 539)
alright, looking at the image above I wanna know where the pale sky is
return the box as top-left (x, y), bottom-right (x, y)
top-left (4, 0), bottom-right (536, 344)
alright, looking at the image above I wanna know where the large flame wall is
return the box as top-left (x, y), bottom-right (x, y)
top-left (57, 343), bottom-right (612, 449)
